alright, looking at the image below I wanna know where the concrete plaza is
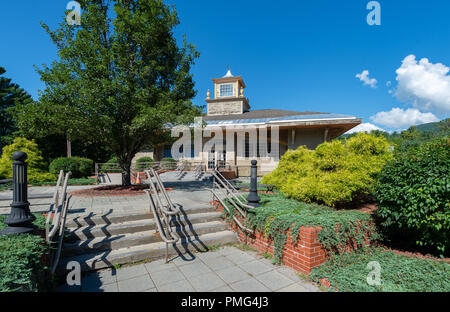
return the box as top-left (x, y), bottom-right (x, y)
top-left (55, 245), bottom-right (321, 292)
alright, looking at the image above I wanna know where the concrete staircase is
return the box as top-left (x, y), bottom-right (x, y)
top-left (59, 202), bottom-right (238, 272)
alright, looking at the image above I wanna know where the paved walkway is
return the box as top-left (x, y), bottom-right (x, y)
top-left (55, 245), bottom-right (320, 292)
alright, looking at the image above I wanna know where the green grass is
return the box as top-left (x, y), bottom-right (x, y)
top-left (31, 177), bottom-right (97, 186)
top-left (0, 184), bottom-right (10, 191)
top-left (310, 248), bottom-right (450, 292)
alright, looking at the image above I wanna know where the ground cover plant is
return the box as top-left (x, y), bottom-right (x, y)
top-left (310, 247), bottom-right (450, 292)
top-left (262, 133), bottom-right (393, 207)
top-left (0, 214), bottom-right (50, 292)
top-left (225, 193), bottom-right (380, 263)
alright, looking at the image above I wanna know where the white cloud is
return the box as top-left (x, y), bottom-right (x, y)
top-left (356, 70), bottom-right (378, 88)
top-left (346, 123), bottom-right (385, 134)
top-left (370, 107), bottom-right (439, 129)
top-left (395, 55), bottom-right (450, 113)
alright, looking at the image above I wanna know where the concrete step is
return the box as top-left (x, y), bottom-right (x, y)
top-left (63, 221), bottom-right (229, 256)
top-left (66, 205), bottom-right (214, 228)
top-left (58, 230), bottom-right (238, 272)
top-left (68, 211), bottom-right (223, 240)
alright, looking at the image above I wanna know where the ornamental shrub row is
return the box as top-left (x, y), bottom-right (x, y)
top-left (262, 133), bottom-right (393, 207)
top-left (49, 156), bottom-right (93, 178)
top-left (135, 156), bottom-right (153, 170)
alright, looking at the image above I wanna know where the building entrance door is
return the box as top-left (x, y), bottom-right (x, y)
top-left (207, 148), bottom-right (215, 169)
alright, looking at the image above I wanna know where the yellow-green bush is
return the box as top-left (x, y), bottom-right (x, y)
top-left (262, 133), bottom-right (393, 207)
top-left (0, 137), bottom-right (57, 182)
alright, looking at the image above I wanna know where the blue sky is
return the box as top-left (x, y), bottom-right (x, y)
top-left (1, 0), bottom-right (449, 132)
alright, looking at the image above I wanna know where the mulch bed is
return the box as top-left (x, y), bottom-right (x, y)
top-left (69, 185), bottom-right (174, 197)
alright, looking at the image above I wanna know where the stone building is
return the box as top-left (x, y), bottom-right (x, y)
top-left (134, 70), bottom-right (361, 176)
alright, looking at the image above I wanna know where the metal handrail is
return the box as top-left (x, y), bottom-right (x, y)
top-left (207, 187), bottom-right (253, 234)
top-left (50, 194), bottom-right (72, 274)
top-left (194, 163), bottom-right (203, 179)
top-left (44, 170), bottom-right (72, 273)
top-left (211, 170), bottom-right (251, 209)
top-left (144, 168), bottom-right (180, 263)
top-left (45, 171), bottom-right (71, 242)
top-left (175, 162), bottom-right (186, 177)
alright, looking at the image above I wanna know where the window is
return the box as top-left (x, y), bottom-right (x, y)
top-left (219, 83), bottom-right (234, 97)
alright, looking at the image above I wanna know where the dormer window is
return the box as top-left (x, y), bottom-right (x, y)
top-left (219, 83), bottom-right (234, 97)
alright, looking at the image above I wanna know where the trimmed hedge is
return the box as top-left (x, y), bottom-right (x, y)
top-left (375, 137), bottom-right (450, 256)
top-left (135, 156), bottom-right (153, 170)
top-left (0, 214), bottom-right (49, 292)
top-left (161, 157), bottom-right (176, 170)
top-left (262, 133), bottom-right (393, 207)
top-left (49, 157), bottom-right (93, 178)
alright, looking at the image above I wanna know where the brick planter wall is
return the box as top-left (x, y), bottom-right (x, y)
top-left (213, 202), bottom-right (327, 274)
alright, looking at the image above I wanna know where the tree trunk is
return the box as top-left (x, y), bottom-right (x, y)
top-left (120, 160), bottom-right (132, 186)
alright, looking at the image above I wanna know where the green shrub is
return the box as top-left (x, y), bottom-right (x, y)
top-left (72, 157), bottom-right (93, 177)
top-left (223, 193), bottom-right (379, 264)
top-left (49, 157), bottom-right (78, 175)
top-left (0, 214), bottom-right (49, 292)
top-left (49, 157), bottom-right (93, 178)
top-left (161, 157), bottom-right (176, 170)
top-left (107, 156), bottom-right (118, 163)
top-left (262, 133), bottom-right (393, 207)
top-left (0, 137), bottom-right (57, 182)
top-left (375, 138), bottom-right (450, 256)
top-left (310, 248), bottom-right (450, 292)
top-left (135, 156), bottom-right (153, 170)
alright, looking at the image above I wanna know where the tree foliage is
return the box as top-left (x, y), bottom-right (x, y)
top-left (14, 0), bottom-right (201, 185)
top-left (0, 67), bottom-right (33, 150)
top-left (375, 138), bottom-right (450, 256)
top-left (262, 133), bottom-right (393, 207)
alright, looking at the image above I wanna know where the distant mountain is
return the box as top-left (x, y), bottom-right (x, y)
top-left (415, 119), bottom-right (449, 132)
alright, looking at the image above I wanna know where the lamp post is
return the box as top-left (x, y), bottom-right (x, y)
top-left (247, 159), bottom-right (261, 207)
top-left (0, 151), bottom-right (36, 235)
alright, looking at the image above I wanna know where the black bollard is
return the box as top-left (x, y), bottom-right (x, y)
top-left (247, 159), bottom-right (261, 207)
top-left (0, 151), bottom-right (36, 235)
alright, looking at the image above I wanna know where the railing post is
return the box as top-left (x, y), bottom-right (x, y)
top-left (247, 159), bottom-right (261, 207)
top-left (0, 151), bottom-right (36, 235)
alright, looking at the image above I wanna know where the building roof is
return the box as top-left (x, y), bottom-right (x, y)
top-left (203, 109), bottom-right (329, 121)
top-left (202, 109), bottom-right (360, 127)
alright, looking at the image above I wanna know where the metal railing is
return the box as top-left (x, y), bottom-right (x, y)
top-left (194, 163), bottom-right (204, 179)
top-left (208, 168), bottom-right (254, 234)
top-left (45, 170), bottom-right (72, 273)
top-left (144, 168), bottom-right (180, 263)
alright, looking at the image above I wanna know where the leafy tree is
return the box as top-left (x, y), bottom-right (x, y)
top-left (0, 67), bottom-right (33, 151)
top-left (14, 0), bottom-right (200, 185)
